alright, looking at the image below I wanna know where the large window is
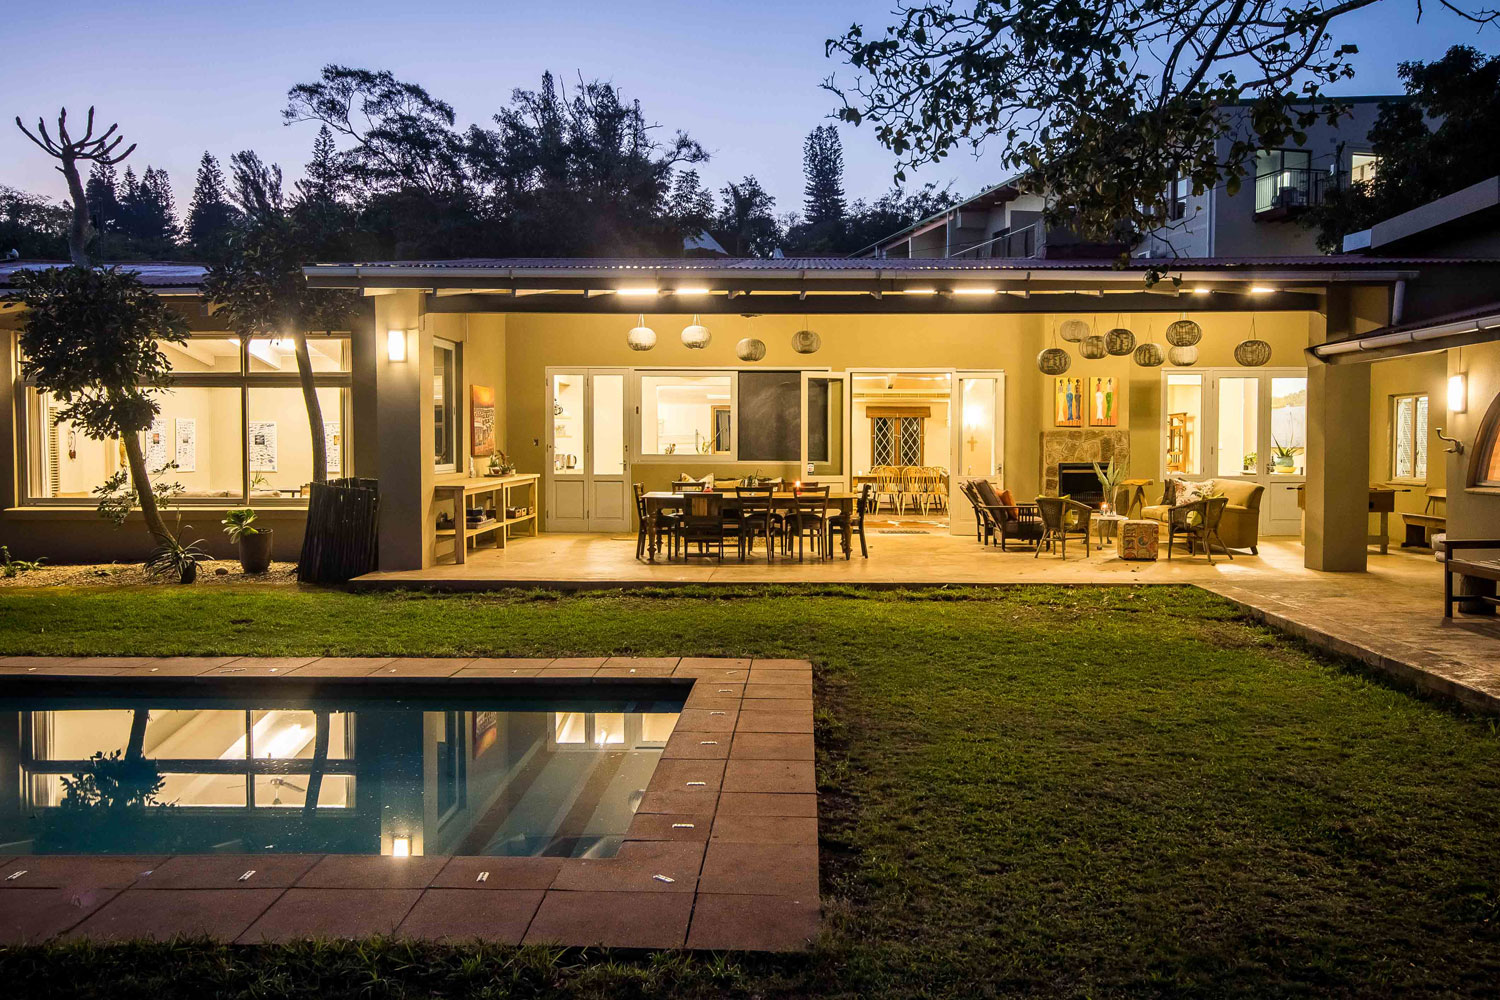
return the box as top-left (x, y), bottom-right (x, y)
top-left (639, 373), bottom-right (734, 458)
top-left (19, 333), bottom-right (351, 505)
top-left (1255, 149), bottom-right (1314, 213)
top-left (1391, 393), bottom-right (1429, 482)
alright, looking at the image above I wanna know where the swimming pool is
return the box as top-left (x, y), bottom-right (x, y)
top-left (0, 683), bottom-right (685, 858)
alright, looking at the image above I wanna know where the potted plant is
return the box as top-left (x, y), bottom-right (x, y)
top-left (1272, 438), bottom-right (1298, 471)
top-left (222, 508), bottom-right (274, 573)
top-left (495, 451), bottom-right (516, 476)
top-left (1092, 458), bottom-right (1125, 513)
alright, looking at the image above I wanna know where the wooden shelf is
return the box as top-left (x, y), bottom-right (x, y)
top-left (432, 473), bottom-right (541, 565)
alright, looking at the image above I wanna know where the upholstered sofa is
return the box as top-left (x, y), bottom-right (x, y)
top-left (1139, 478), bottom-right (1265, 554)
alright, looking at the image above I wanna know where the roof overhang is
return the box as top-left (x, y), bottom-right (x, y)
top-left (303, 259), bottom-right (1419, 315)
top-left (1308, 302), bottom-right (1500, 364)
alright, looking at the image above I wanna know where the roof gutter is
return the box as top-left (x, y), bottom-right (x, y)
top-left (1309, 309), bottom-right (1500, 364)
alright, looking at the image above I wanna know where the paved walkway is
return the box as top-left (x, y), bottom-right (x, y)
top-left (0, 658), bottom-right (819, 951)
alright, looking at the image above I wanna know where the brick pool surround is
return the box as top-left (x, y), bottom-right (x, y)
top-left (0, 656), bottom-right (819, 952)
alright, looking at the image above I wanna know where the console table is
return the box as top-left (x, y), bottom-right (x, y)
top-left (433, 473), bottom-right (539, 564)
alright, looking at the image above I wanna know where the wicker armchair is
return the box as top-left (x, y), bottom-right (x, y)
top-left (1167, 495), bottom-right (1231, 563)
top-left (1034, 497), bottom-right (1095, 559)
top-left (971, 479), bottom-right (1042, 551)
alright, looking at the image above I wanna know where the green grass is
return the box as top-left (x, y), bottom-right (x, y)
top-left (2, 584), bottom-right (1500, 998)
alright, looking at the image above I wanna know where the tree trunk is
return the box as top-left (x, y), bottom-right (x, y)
top-left (292, 331), bottom-right (328, 484)
top-left (302, 710), bottom-right (330, 815)
top-left (60, 155), bottom-right (94, 267)
top-left (122, 431), bottom-right (171, 545)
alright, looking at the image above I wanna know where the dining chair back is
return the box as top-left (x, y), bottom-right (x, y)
top-left (734, 486), bottom-right (778, 563)
top-left (787, 484), bottom-right (831, 561)
top-left (674, 481), bottom-right (707, 493)
top-left (680, 491), bottom-right (729, 561)
top-left (1034, 496), bottom-right (1094, 560)
top-left (873, 465), bottom-right (904, 515)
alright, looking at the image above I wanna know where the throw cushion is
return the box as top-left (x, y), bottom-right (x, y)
top-left (1172, 479), bottom-right (1209, 506)
top-left (997, 488), bottom-right (1019, 520)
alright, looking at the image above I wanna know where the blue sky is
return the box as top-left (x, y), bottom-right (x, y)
top-left (3, 0), bottom-right (1493, 219)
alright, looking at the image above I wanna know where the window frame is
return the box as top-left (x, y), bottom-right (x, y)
top-left (632, 368), bottom-right (741, 464)
top-left (1389, 392), bottom-right (1429, 484)
top-left (14, 332), bottom-right (353, 508)
top-left (871, 414), bottom-right (925, 466)
top-left (432, 337), bottom-right (460, 474)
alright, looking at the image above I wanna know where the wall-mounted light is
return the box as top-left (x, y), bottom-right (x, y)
top-left (391, 836), bottom-right (411, 857)
top-left (1448, 372), bottom-right (1467, 413)
top-left (386, 329), bottom-right (408, 363)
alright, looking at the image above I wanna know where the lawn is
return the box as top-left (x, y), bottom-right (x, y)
top-left (2, 584), bottom-right (1499, 999)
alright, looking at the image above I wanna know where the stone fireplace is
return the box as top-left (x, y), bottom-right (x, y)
top-left (1041, 429), bottom-right (1131, 497)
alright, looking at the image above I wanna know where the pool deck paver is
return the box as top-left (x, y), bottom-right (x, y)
top-left (0, 656), bottom-right (821, 952)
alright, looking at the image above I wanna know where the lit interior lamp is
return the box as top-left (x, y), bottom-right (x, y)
top-left (391, 836), bottom-right (411, 857)
top-left (386, 329), bottom-right (407, 363)
top-left (1449, 372), bottom-right (1467, 413)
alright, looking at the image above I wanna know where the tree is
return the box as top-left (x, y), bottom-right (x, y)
top-left (842, 182), bottom-right (958, 254)
top-left (669, 169), bottom-right (716, 237)
top-left (117, 166), bottom-right (180, 253)
top-left (0, 186), bottom-right (69, 258)
top-left (15, 107), bottom-right (135, 264)
top-left (825, 1), bottom-right (1500, 255)
top-left (205, 151), bottom-right (358, 485)
top-left (85, 162), bottom-right (121, 242)
top-left (1307, 45), bottom-right (1500, 251)
top-left (803, 125), bottom-right (847, 228)
top-left (12, 265), bottom-right (188, 548)
top-left (185, 153), bottom-right (240, 262)
top-left (717, 176), bottom-right (782, 257)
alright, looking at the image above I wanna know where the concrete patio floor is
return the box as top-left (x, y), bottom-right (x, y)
top-left (354, 531), bottom-right (1500, 714)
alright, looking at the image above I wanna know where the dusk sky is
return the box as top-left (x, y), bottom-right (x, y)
top-left (4, 0), bottom-right (1492, 219)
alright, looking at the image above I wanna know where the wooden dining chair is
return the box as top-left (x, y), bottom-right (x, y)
top-left (1034, 496), bottom-right (1094, 559)
top-left (679, 492), bottom-right (731, 562)
top-left (785, 484), bottom-right (831, 561)
top-left (674, 481), bottom-right (707, 493)
top-left (733, 486), bottom-right (778, 563)
top-left (873, 466), bottom-right (903, 515)
top-left (826, 482), bottom-right (872, 559)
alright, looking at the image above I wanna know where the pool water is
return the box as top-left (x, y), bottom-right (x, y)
top-left (0, 689), bottom-right (684, 858)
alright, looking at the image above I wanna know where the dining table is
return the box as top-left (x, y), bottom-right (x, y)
top-left (641, 490), bottom-right (859, 562)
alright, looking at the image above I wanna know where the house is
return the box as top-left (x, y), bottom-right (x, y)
top-left (859, 98), bottom-right (1392, 261)
top-left (10, 251), bottom-right (1499, 587)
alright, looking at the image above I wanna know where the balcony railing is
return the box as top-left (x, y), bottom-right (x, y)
top-left (1255, 167), bottom-right (1333, 216)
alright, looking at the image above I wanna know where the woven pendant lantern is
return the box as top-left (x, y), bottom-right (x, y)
top-left (626, 314), bottom-right (657, 352)
top-left (1168, 344), bottom-right (1199, 366)
top-left (1134, 342), bottom-right (1164, 367)
top-left (1058, 318), bottom-right (1090, 343)
top-left (1233, 317), bottom-right (1271, 366)
top-left (1080, 334), bottom-right (1107, 360)
top-left (1105, 326), bottom-right (1136, 356)
top-left (1037, 347), bottom-right (1072, 375)
top-left (735, 337), bottom-right (766, 362)
top-left (791, 329), bottom-right (822, 354)
top-left (681, 315), bottom-right (711, 349)
top-left (1165, 318), bottom-right (1203, 347)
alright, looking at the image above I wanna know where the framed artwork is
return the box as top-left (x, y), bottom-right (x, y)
top-left (470, 384), bottom-right (496, 457)
top-left (1089, 376), bottom-right (1119, 427)
top-left (144, 417), bottom-right (169, 470)
top-left (174, 417), bottom-right (196, 472)
top-left (324, 420), bottom-right (341, 475)
top-left (248, 420), bottom-right (278, 472)
top-left (1054, 376), bottom-right (1085, 427)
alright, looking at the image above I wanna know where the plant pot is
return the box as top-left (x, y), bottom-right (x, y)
top-left (1274, 456), bottom-right (1294, 471)
top-left (238, 529), bottom-right (274, 574)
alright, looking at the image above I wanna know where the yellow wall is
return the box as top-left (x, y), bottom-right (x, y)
top-left (1446, 340), bottom-right (1500, 546)
top-left (1368, 352), bottom-right (1448, 546)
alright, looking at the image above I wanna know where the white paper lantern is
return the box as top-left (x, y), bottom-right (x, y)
top-left (1037, 347), bottom-right (1072, 375)
top-left (1105, 327), bottom-right (1136, 356)
top-left (1058, 319), bottom-right (1090, 343)
top-left (1168, 344), bottom-right (1199, 366)
top-left (1165, 319), bottom-right (1203, 347)
top-left (791, 329), bottom-right (822, 354)
top-left (626, 315), bottom-right (657, 352)
top-left (681, 315), bottom-right (711, 349)
top-left (736, 337), bottom-right (767, 361)
top-left (1080, 334), bottom-right (1107, 360)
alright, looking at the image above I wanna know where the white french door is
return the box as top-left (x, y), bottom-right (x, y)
top-left (1160, 367), bottom-right (1307, 536)
top-left (800, 371), bottom-right (849, 487)
top-left (545, 367), bottom-right (630, 532)
top-left (949, 371), bottom-right (1006, 535)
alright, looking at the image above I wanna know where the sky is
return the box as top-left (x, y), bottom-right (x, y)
top-left (3, 0), bottom-right (1494, 218)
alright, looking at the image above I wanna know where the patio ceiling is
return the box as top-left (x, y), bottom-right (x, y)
top-left (301, 256), bottom-right (1433, 316)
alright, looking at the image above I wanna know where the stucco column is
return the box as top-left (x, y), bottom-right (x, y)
top-left (1303, 287), bottom-right (1378, 572)
top-left (373, 291), bottom-right (434, 571)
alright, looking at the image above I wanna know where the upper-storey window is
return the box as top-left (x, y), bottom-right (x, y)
top-left (1350, 152), bottom-right (1380, 186)
top-left (1254, 149), bottom-right (1314, 214)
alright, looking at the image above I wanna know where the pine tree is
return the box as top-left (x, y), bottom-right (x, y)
top-left (802, 125), bottom-right (847, 228)
top-left (185, 153), bottom-right (239, 262)
top-left (295, 125), bottom-right (342, 206)
top-left (85, 161), bottom-right (120, 236)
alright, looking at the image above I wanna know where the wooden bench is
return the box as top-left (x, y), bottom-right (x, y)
top-left (1440, 538), bottom-right (1500, 618)
top-left (1402, 488), bottom-right (1446, 549)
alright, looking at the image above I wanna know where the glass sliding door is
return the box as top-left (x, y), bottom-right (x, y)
top-left (800, 372), bottom-right (848, 484)
top-left (1160, 367), bottom-right (1307, 537)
